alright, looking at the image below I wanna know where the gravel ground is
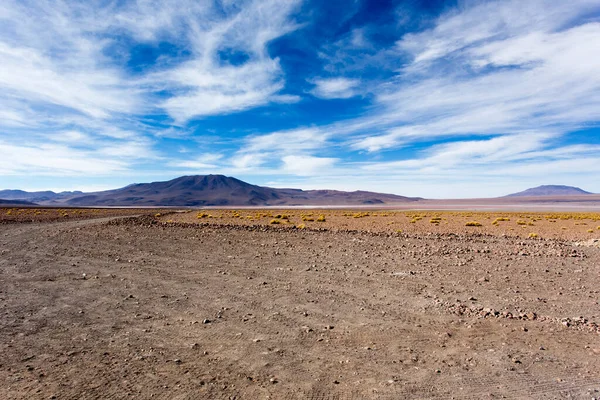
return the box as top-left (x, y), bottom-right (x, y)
top-left (1, 214), bottom-right (599, 399)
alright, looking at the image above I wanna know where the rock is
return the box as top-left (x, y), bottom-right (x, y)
top-left (524, 312), bottom-right (537, 320)
top-left (202, 319), bottom-right (211, 324)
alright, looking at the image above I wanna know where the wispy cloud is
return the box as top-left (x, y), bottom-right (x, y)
top-left (309, 77), bottom-right (360, 99)
top-left (348, 0), bottom-right (600, 152)
top-left (0, 0), bottom-right (303, 179)
top-left (243, 128), bottom-right (327, 153)
top-left (281, 155), bottom-right (337, 176)
top-left (169, 153), bottom-right (223, 170)
top-left (0, 142), bottom-right (128, 176)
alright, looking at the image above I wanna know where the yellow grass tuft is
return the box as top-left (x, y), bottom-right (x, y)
top-left (465, 221), bottom-right (482, 227)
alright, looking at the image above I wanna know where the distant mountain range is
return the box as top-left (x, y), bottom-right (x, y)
top-left (1, 178), bottom-right (596, 207)
top-left (0, 175), bottom-right (421, 207)
top-left (0, 190), bottom-right (83, 203)
top-left (504, 185), bottom-right (593, 197)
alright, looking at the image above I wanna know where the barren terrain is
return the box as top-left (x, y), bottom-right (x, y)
top-left (1, 209), bottom-right (600, 399)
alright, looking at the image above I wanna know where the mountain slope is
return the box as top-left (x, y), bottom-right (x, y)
top-left (47, 175), bottom-right (421, 206)
top-left (505, 185), bottom-right (592, 197)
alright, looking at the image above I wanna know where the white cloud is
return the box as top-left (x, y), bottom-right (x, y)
top-left (396, 0), bottom-right (599, 65)
top-left (225, 127), bottom-right (334, 176)
top-left (281, 155), bottom-right (337, 176)
top-left (138, 0), bottom-right (303, 121)
top-left (230, 153), bottom-right (268, 169)
top-left (170, 153), bottom-right (223, 169)
top-left (345, 0), bottom-right (600, 153)
top-left (309, 77), bottom-right (360, 99)
top-left (356, 133), bottom-right (600, 195)
top-left (244, 128), bottom-right (328, 153)
top-left (0, 7), bottom-right (140, 119)
top-left (0, 0), bottom-right (305, 180)
top-left (0, 142), bottom-right (128, 176)
top-left (49, 131), bottom-right (92, 143)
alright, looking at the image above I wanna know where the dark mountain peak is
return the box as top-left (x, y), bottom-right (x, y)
top-left (160, 175), bottom-right (254, 192)
top-left (506, 185), bottom-right (593, 197)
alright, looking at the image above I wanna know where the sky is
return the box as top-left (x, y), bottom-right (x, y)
top-left (1, 0), bottom-right (600, 198)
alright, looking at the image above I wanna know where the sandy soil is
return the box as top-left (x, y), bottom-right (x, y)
top-left (1, 212), bottom-right (600, 399)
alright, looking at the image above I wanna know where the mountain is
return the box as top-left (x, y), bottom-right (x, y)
top-left (1, 175), bottom-right (420, 207)
top-left (505, 185), bottom-right (593, 197)
top-left (0, 189), bottom-right (82, 203)
top-left (0, 199), bottom-right (37, 206)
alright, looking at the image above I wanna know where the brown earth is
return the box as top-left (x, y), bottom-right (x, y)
top-left (1, 211), bottom-right (600, 399)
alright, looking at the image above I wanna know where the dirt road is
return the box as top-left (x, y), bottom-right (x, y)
top-left (1, 216), bottom-right (599, 399)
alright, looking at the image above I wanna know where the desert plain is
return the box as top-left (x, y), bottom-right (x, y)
top-left (1, 207), bottom-right (600, 399)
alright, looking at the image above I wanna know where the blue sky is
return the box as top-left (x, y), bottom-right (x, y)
top-left (1, 0), bottom-right (600, 198)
